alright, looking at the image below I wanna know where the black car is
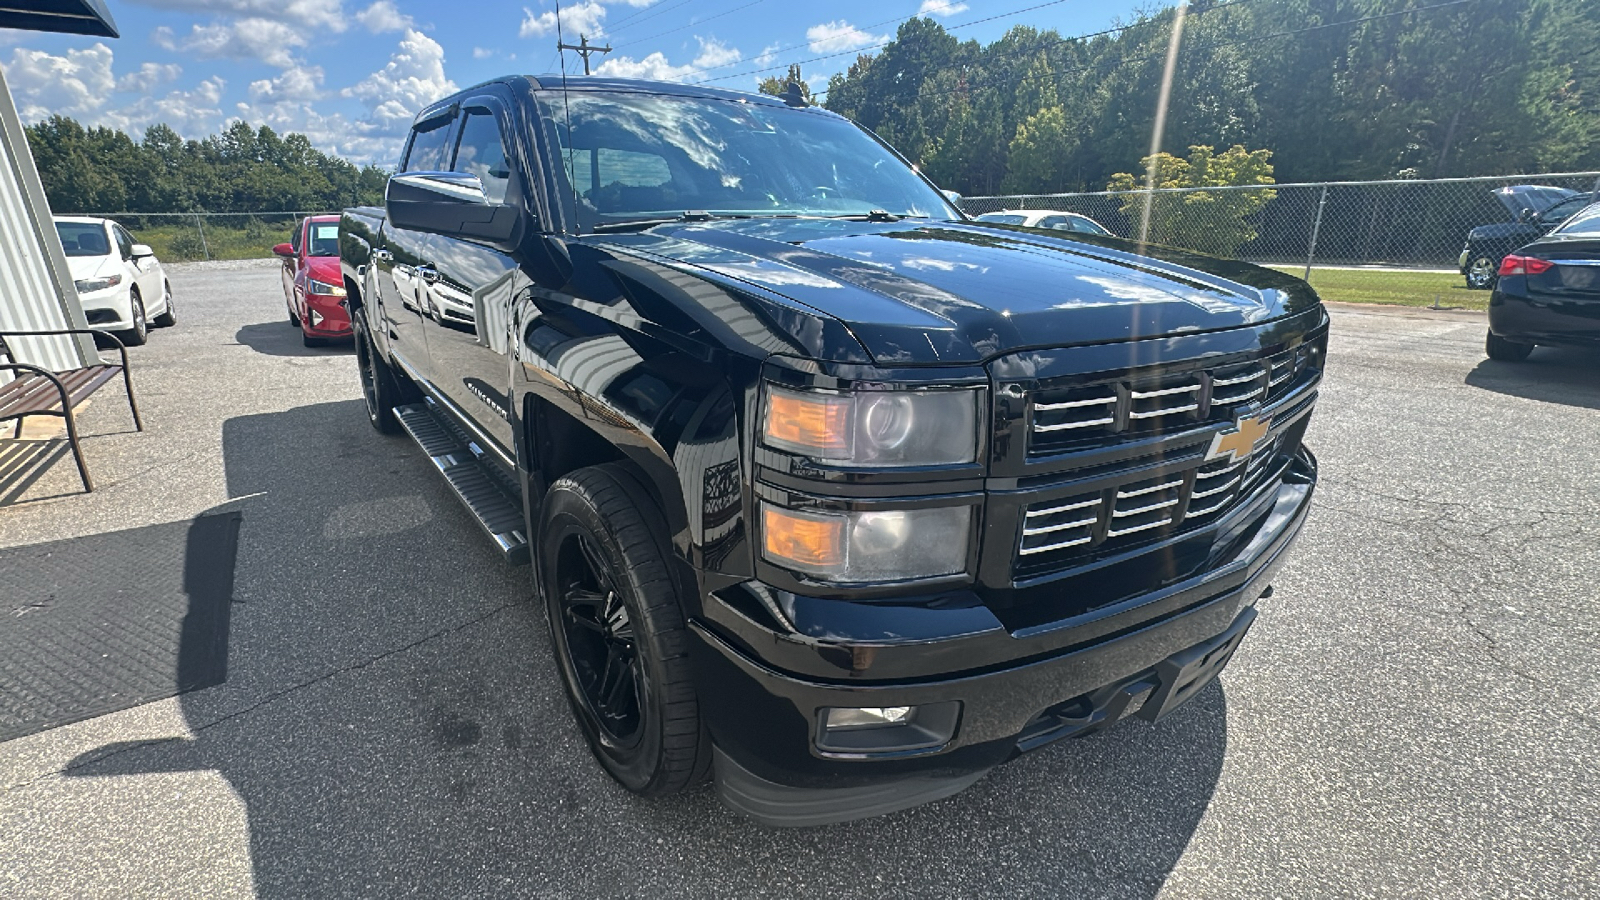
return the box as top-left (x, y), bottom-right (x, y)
top-left (1486, 202), bottom-right (1600, 360)
top-left (1460, 186), bottom-right (1592, 289)
top-left (340, 76), bottom-right (1325, 826)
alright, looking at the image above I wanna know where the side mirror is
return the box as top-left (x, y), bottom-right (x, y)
top-left (1516, 207), bottom-right (1538, 224)
top-left (130, 243), bottom-right (156, 259)
top-left (272, 243), bottom-right (295, 258)
top-left (386, 171), bottom-right (523, 250)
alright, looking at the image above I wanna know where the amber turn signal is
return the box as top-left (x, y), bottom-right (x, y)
top-left (763, 387), bottom-right (851, 455)
top-left (762, 505), bottom-right (846, 571)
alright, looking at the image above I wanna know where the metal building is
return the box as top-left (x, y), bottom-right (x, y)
top-left (0, 0), bottom-right (120, 373)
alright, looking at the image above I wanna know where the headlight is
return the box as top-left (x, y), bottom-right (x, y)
top-left (761, 384), bottom-right (978, 466)
top-left (308, 278), bottom-right (347, 297)
top-left (74, 275), bottom-right (122, 293)
top-left (761, 502), bottom-right (971, 583)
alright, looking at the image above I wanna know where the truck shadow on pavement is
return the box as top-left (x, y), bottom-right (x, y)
top-left (1465, 347), bottom-right (1600, 410)
top-left (234, 322), bottom-right (353, 358)
top-left (64, 399), bottom-right (1226, 899)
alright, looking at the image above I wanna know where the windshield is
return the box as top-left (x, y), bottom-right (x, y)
top-left (307, 222), bottom-right (339, 257)
top-left (55, 221), bottom-right (111, 257)
top-left (540, 91), bottom-right (957, 230)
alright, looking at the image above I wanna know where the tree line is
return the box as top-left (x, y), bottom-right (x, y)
top-left (801, 0), bottom-right (1599, 196)
top-left (24, 117), bottom-right (389, 214)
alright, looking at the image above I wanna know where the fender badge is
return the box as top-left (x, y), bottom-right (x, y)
top-left (1206, 416), bottom-right (1271, 464)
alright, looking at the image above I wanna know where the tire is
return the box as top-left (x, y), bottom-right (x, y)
top-left (352, 308), bottom-right (405, 433)
top-left (153, 281), bottom-right (176, 327)
top-left (1464, 255), bottom-right (1497, 290)
top-left (120, 290), bottom-right (148, 346)
top-left (287, 301), bottom-right (300, 327)
top-left (1486, 330), bottom-right (1533, 361)
top-left (538, 464), bottom-right (711, 797)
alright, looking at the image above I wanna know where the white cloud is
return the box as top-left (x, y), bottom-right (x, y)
top-left (917, 1), bottom-right (968, 17)
top-left (595, 36), bottom-right (740, 83)
top-left (116, 62), bottom-right (184, 94)
top-left (133, 0), bottom-right (350, 31)
top-left (338, 28), bottom-right (458, 161)
top-left (521, 1), bottom-right (605, 38)
top-left (473, 47), bottom-right (495, 59)
top-left (165, 19), bottom-right (310, 68)
top-left (805, 20), bottom-right (886, 55)
top-left (356, 1), bottom-right (414, 32)
top-left (248, 65), bottom-right (324, 104)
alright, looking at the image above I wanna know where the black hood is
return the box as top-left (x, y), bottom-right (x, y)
top-left (595, 218), bottom-right (1320, 366)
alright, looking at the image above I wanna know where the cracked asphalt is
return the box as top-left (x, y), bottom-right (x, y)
top-left (2, 263), bottom-right (1598, 899)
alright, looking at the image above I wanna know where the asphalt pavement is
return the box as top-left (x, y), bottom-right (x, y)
top-left (1, 261), bottom-right (1596, 899)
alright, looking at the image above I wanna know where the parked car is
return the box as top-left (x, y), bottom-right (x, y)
top-left (1459, 186), bottom-right (1592, 289)
top-left (273, 215), bottom-right (350, 346)
top-left (1485, 201), bottom-right (1600, 360)
top-left (975, 208), bottom-right (1115, 236)
top-left (53, 215), bottom-right (175, 346)
top-left (341, 75), bottom-right (1325, 827)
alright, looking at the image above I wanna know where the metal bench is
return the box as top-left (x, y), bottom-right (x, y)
top-left (0, 329), bottom-right (143, 493)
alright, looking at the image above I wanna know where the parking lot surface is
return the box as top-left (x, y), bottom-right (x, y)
top-left (2, 261), bottom-right (1597, 899)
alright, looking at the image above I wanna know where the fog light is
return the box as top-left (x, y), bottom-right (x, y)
top-left (822, 706), bottom-right (915, 731)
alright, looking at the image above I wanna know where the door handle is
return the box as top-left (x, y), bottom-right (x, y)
top-left (416, 266), bottom-right (440, 284)
top-left (373, 249), bottom-right (393, 264)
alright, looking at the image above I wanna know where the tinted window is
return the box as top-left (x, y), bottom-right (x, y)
top-left (55, 221), bottom-right (111, 257)
top-left (1541, 195), bottom-right (1591, 224)
top-left (290, 220), bottom-right (303, 252)
top-left (1039, 215), bottom-right (1070, 229)
top-left (1067, 217), bottom-right (1111, 236)
top-left (404, 115), bottom-right (455, 172)
top-left (1554, 207), bottom-right (1600, 235)
top-left (452, 107), bottom-right (512, 204)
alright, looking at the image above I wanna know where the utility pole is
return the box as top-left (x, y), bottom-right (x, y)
top-left (557, 34), bottom-right (611, 75)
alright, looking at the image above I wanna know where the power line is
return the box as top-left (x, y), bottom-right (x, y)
top-left (612, 0), bottom-right (772, 51)
top-left (606, 0), bottom-right (701, 38)
top-left (699, 0), bottom-right (1075, 85)
top-left (557, 33), bottom-right (613, 75)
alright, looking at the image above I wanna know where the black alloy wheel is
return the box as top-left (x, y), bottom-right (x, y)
top-left (558, 533), bottom-right (644, 746)
top-left (352, 309), bottom-right (403, 433)
top-left (1465, 255), bottom-right (1497, 290)
top-left (538, 464), bottom-right (711, 796)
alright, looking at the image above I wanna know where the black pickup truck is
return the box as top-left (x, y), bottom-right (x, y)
top-left (340, 75), bottom-right (1326, 827)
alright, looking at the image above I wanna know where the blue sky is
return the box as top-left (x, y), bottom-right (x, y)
top-left (0, 0), bottom-right (1150, 165)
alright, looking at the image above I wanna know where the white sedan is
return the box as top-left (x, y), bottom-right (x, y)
top-left (974, 209), bottom-right (1115, 236)
top-left (54, 216), bottom-right (175, 345)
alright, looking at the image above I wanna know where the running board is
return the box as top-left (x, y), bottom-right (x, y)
top-left (394, 402), bottom-right (529, 565)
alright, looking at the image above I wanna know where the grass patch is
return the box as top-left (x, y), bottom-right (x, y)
top-left (1269, 266), bottom-right (1487, 311)
top-left (118, 216), bottom-right (303, 263)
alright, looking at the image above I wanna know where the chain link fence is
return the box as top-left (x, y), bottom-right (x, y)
top-left (962, 172), bottom-right (1600, 309)
top-left (82, 212), bottom-right (337, 263)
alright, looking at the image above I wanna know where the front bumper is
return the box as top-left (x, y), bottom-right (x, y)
top-left (80, 289), bottom-right (133, 330)
top-left (693, 448), bottom-right (1316, 826)
top-left (302, 294), bottom-right (352, 337)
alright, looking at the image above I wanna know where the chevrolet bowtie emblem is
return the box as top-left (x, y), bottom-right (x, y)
top-left (1206, 416), bottom-right (1271, 464)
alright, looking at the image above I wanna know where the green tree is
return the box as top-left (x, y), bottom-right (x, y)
top-left (1002, 105), bottom-right (1071, 193)
top-left (1108, 144), bottom-right (1277, 257)
top-left (758, 64), bottom-right (814, 104)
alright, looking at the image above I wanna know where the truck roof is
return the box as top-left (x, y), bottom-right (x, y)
top-left (436, 74), bottom-right (797, 113)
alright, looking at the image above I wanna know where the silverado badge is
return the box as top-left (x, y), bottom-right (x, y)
top-left (1206, 415), bottom-right (1271, 464)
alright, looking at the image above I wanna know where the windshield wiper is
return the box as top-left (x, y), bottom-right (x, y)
top-left (589, 211), bottom-right (749, 233)
top-left (811, 210), bottom-right (903, 223)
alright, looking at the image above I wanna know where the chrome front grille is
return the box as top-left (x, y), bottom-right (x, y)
top-left (1028, 344), bottom-right (1316, 456)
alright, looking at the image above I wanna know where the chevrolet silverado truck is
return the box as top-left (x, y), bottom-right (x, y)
top-left (340, 76), bottom-right (1326, 827)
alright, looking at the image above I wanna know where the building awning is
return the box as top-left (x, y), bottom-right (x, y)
top-left (0, 1), bottom-right (118, 38)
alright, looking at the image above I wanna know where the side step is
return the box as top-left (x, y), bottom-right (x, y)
top-left (394, 402), bottom-right (529, 565)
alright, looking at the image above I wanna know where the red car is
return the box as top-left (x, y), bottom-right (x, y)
top-left (273, 215), bottom-right (350, 346)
